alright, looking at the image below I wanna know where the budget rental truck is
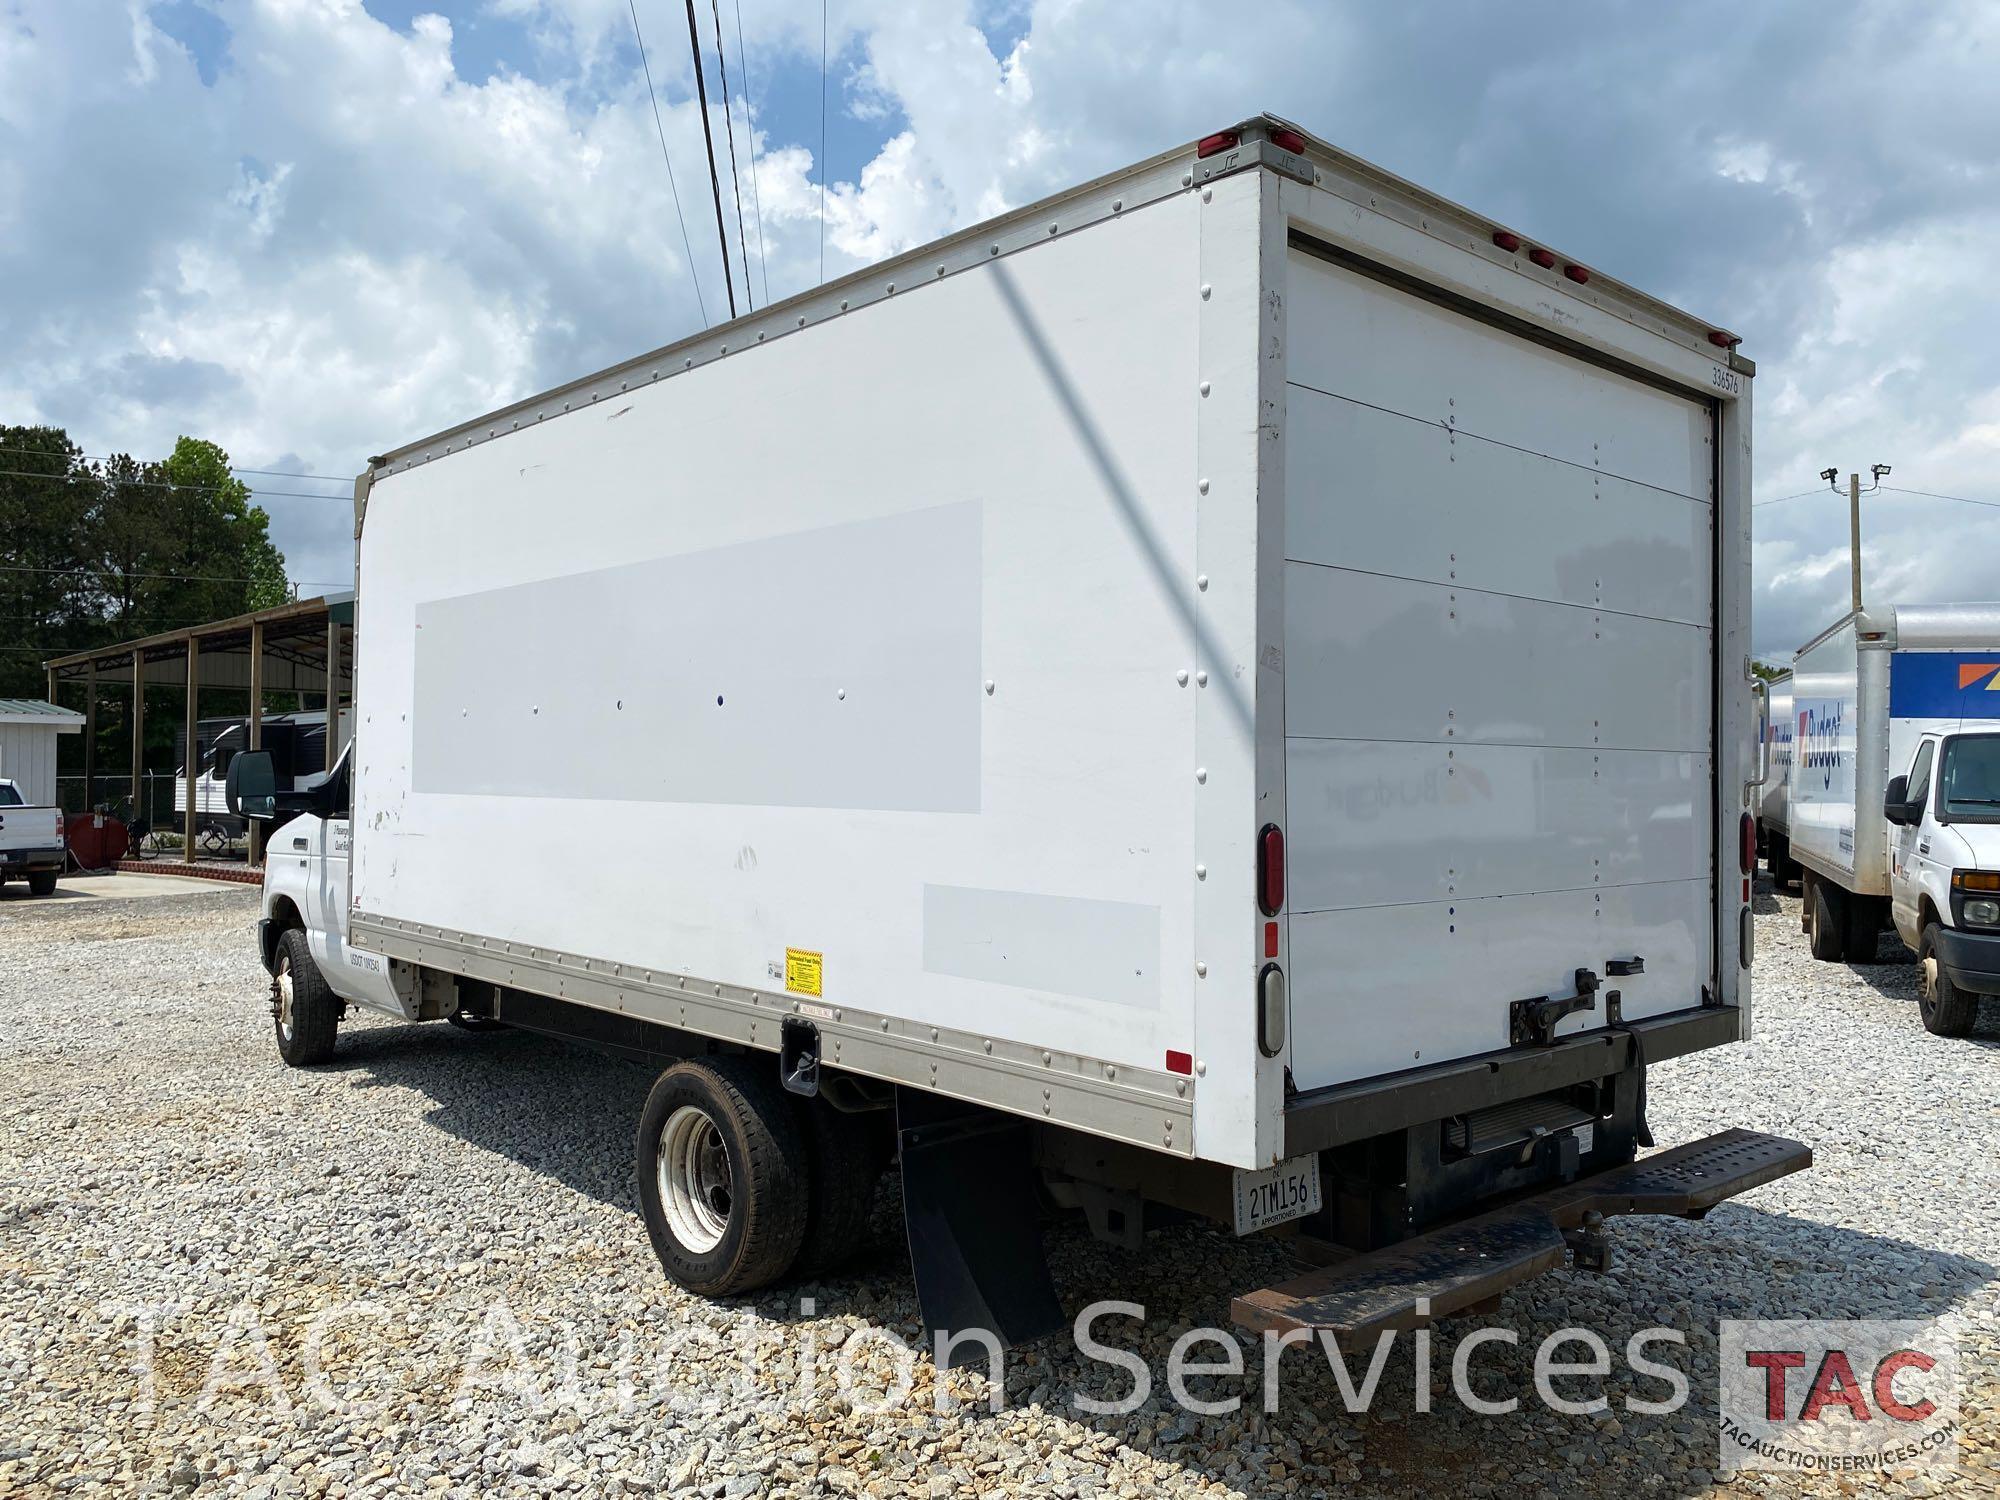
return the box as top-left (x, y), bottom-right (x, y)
top-left (1756, 670), bottom-right (1797, 885)
top-left (227, 115), bottom-right (1806, 1349)
top-left (1788, 603), bottom-right (2000, 1036)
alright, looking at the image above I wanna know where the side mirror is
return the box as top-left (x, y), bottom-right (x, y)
top-left (225, 749), bottom-right (278, 820)
top-left (1883, 775), bottom-right (1918, 827)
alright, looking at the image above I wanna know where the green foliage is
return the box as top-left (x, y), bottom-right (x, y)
top-left (0, 424), bottom-right (293, 768)
top-left (1750, 658), bottom-right (1790, 682)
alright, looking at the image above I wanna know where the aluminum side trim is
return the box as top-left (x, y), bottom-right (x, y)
top-left (351, 911), bottom-right (1196, 1157)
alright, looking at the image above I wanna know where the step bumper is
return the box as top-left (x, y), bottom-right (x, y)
top-left (1231, 1128), bottom-right (1811, 1339)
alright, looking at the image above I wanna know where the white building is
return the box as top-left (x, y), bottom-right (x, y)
top-left (0, 699), bottom-right (84, 805)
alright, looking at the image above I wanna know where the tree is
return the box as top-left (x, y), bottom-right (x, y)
top-left (0, 426), bottom-right (293, 790)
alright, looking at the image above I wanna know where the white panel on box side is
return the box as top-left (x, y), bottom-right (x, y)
top-left (1280, 248), bottom-right (1716, 1090)
top-left (1760, 677), bottom-right (1793, 835)
top-left (352, 193), bottom-right (1248, 1108)
top-left (1787, 619), bottom-right (1864, 886)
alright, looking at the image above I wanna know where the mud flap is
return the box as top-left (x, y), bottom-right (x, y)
top-left (897, 1087), bottom-right (1064, 1362)
top-left (1233, 1128), bottom-right (1810, 1340)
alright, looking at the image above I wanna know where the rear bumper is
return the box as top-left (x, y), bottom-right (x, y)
top-left (1282, 1004), bottom-right (1742, 1155)
top-left (1933, 925), bottom-right (2000, 996)
top-left (1233, 1128), bottom-right (1811, 1338)
top-left (1, 845), bottom-right (66, 874)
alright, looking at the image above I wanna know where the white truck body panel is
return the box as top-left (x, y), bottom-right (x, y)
top-left (1788, 604), bottom-right (2000, 898)
top-left (1758, 672), bottom-right (1793, 836)
top-left (1278, 248), bottom-right (1718, 1087)
top-left (339, 123), bottom-right (1754, 1172)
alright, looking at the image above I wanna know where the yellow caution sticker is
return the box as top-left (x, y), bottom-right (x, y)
top-left (784, 948), bottom-right (824, 997)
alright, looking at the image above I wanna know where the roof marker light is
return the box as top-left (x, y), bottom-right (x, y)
top-left (1268, 127), bottom-right (1307, 155)
top-left (1527, 246), bottom-right (1557, 269)
top-left (1491, 230), bottom-right (1521, 252)
top-left (1563, 263), bottom-right (1590, 284)
top-left (1708, 330), bottom-right (1741, 349)
top-left (1197, 130), bottom-right (1241, 159)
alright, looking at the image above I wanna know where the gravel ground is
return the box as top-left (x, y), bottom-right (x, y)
top-left (0, 880), bottom-right (1995, 1499)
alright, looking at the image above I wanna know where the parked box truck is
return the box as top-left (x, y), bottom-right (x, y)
top-left (227, 116), bottom-right (1806, 1347)
top-left (1756, 670), bottom-right (1797, 884)
top-left (1788, 603), bottom-right (2000, 1035)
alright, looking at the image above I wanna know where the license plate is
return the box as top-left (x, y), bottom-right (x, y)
top-left (1232, 1152), bottom-right (1323, 1235)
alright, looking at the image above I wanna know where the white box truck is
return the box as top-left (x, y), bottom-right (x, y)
top-left (1787, 603), bottom-right (2000, 1035)
top-left (226, 115), bottom-right (1806, 1347)
top-left (1755, 670), bottom-right (1797, 885)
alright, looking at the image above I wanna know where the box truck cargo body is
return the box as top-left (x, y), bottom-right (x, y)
top-left (229, 116), bottom-right (1805, 1346)
top-left (1756, 671), bottom-right (1796, 882)
top-left (1787, 604), bottom-right (2000, 1032)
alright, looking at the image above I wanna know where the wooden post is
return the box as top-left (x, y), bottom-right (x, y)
top-left (247, 620), bottom-right (264, 868)
top-left (183, 637), bottom-right (200, 863)
top-left (82, 661), bottom-right (97, 813)
top-left (131, 648), bottom-right (145, 832)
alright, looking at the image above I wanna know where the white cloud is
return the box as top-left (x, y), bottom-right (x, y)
top-left (3, 0), bottom-right (1998, 637)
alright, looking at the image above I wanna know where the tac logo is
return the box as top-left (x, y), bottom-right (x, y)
top-left (1798, 703), bottom-right (1845, 790)
top-left (1957, 662), bottom-right (2000, 691)
top-left (1719, 1319), bottom-right (1959, 1474)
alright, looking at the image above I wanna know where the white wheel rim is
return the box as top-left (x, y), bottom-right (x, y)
top-left (657, 1105), bottom-right (732, 1253)
top-left (275, 961), bottom-right (295, 1042)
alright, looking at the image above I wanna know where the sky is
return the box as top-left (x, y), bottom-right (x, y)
top-left (2, 0), bottom-right (1996, 661)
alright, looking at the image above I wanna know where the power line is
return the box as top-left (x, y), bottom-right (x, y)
top-left (732, 0), bottom-right (769, 307)
top-left (1881, 484), bottom-right (2000, 511)
top-left (0, 445), bottom-right (351, 483)
top-left (0, 466), bottom-right (347, 503)
top-left (627, 0), bottom-right (708, 329)
top-left (1752, 487), bottom-right (1834, 509)
top-left (818, 0), bottom-right (828, 282)
top-left (0, 562), bottom-right (344, 588)
top-left (683, 0), bottom-right (737, 320)
top-left (709, 0), bottom-right (754, 311)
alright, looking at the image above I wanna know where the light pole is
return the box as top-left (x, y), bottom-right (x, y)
top-left (1820, 463), bottom-right (1890, 614)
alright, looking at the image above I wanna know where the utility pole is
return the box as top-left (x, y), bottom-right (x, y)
top-left (1819, 463), bottom-right (1891, 615)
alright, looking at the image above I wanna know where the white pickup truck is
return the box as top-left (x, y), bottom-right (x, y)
top-left (0, 778), bottom-right (65, 897)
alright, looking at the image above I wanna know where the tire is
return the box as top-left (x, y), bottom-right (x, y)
top-left (273, 927), bottom-right (340, 1066)
top-left (635, 1056), bottom-right (809, 1297)
top-left (1807, 878), bottom-right (1848, 961)
top-left (1918, 925), bottom-right (1979, 1038)
top-left (1767, 835), bottom-right (1797, 888)
top-left (789, 1096), bottom-right (888, 1278)
top-left (27, 868), bottom-right (57, 897)
top-left (1843, 895), bottom-right (1882, 964)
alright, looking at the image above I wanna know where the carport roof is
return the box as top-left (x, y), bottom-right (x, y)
top-left (42, 590), bottom-right (354, 684)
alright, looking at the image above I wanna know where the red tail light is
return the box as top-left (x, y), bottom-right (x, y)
top-left (1197, 130), bottom-right (1241, 159)
top-left (1258, 824), bottom-right (1285, 915)
top-left (1268, 127), bottom-right (1307, 155)
top-left (1740, 812), bottom-right (1756, 876)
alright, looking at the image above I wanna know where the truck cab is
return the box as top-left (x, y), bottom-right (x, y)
top-left (1886, 728), bottom-right (2000, 1036)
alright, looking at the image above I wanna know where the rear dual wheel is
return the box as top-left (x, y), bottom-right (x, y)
top-left (1805, 880), bottom-right (1882, 964)
top-left (635, 1057), bottom-right (885, 1297)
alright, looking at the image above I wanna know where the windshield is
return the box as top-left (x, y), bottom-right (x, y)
top-left (1939, 735), bottom-right (2000, 818)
